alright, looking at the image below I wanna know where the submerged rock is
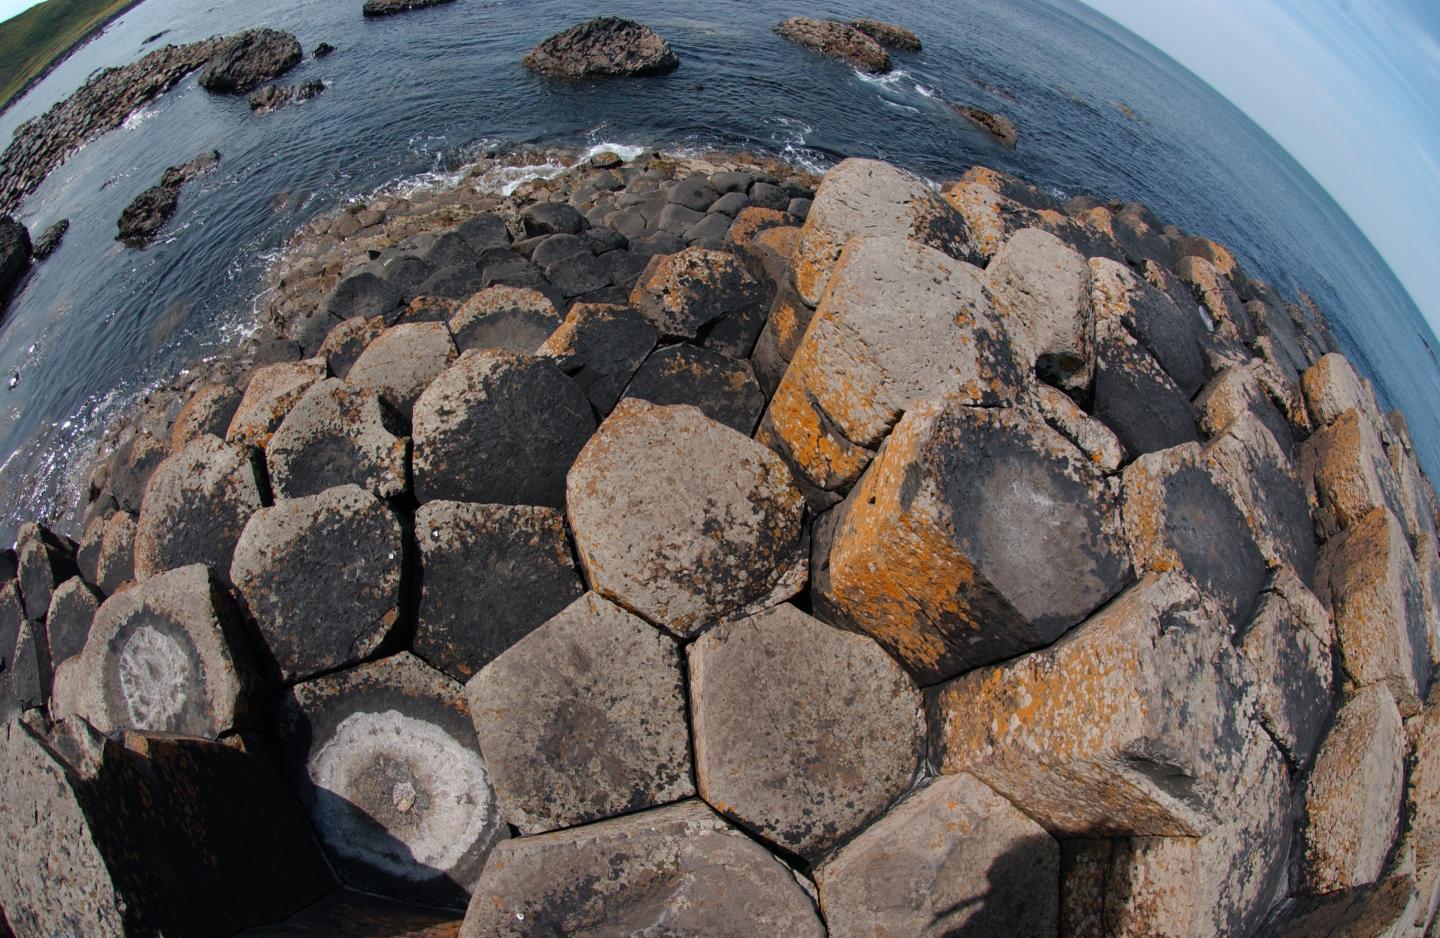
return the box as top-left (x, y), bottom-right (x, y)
top-left (955, 104), bottom-right (1019, 147)
top-left (198, 29), bottom-right (302, 93)
top-left (523, 17), bottom-right (679, 78)
top-left (362, 0), bottom-right (456, 15)
top-left (775, 17), bottom-right (892, 74)
top-left (849, 18), bottom-right (922, 51)
top-left (115, 150), bottom-right (219, 247)
top-left (30, 218), bottom-right (66, 261)
top-left (248, 79), bottom-right (325, 113)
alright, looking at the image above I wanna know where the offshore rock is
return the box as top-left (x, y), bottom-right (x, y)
top-left (265, 378), bottom-right (409, 500)
top-left (620, 343), bottom-right (765, 434)
top-left (116, 150), bottom-right (219, 247)
top-left (133, 434), bottom-right (264, 581)
top-left (774, 17), bottom-right (892, 74)
top-left (411, 350), bottom-right (595, 507)
top-left (812, 399), bottom-right (1132, 685)
top-left (363, 0), bottom-right (456, 16)
top-left (815, 773), bottom-right (1058, 937)
top-left (522, 17), bottom-right (679, 78)
top-left (275, 652), bottom-right (506, 908)
top-left (70, 564), bottom-right (254, 738)
top-left (849, 18), bottom-right (922, 51)
top-left (414, 501), bottom-right (583, 682)
top-left (930, 572), bottom-right (1251, 838)
top-left (537, 301), bottom-right (657, 413)
top-left (0, 215), bottom-right (29, 301)
top-left (466, 592), bottom-right (693, 833)
top-left (230, 485), bottom-right (402, 684)
top-left (955, 104), bottom-right (1019, 147)
top-left (689, 604), bottom-right (924, 861)
top-left (247, 79), bottom-right (325, 113)
top-left (460, 800), bottom-right (824, 937)
top-left (566, 400), bottom-right (806, 637)
top-left (198, 29), bottom-right (302, 93)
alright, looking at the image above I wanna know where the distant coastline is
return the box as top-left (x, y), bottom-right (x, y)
top-left (0, 0), bottom-right (148, 117)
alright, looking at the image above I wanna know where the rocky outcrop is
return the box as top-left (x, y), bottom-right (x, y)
top-left (247, 79), bottom-right (325, 113)
top-left (775, 17), bottom-right (892, 74)
top-left (115, 150), bottom-right (220, 247)
top-left (197, 29), bottom-right (302, 94)
top-left (955, 103), bottom-right (1019, 147)
top-left (362, 0), bottom-right (456, 16)
top-left (0, 215), bottom-right (30, 303)
top-left (30, 218), bottom-right (66, 261)
top-left (522, 17), bottom-right (679, 78)
top-left (849, 19), bottom-right (922, 51)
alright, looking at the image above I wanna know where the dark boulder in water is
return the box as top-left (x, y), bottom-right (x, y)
top-left (198, 29), bottom-right (302, 94)
top-left (775, 17), bottom-right (892, 74)
top-left (248, 79), bottom-right (326, 113)
top-left (362, 0), bottom-right (455, 16)
top-left (850, 19), bottom-right (923, 52)
top-left (116, 151), bottom-right (220, 247)
top-left (523, 17), bottom-right (680, 79)
top-left (955, 103), bottom-right (1019, 147)
top-left (0, 215), bottom-right (30, 302)
top-left (312, 42), bottom-right (335, 57)
top-left (31, 219), bottom-right (67, 260)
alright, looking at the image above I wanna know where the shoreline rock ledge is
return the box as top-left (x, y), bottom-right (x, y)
top-left (3, 146), bottom-right (1439, 938)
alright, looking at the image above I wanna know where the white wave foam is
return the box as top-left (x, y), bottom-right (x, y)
top-left (853, 67), bottom-right (910, 89)
top-left (121, 104), bottom-right (158, 131)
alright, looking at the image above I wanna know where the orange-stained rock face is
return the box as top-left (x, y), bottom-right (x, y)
top-left (929, 571), bottom-right (1254, 838)
top-left (1303, 407), bottom-right (1407, 540)
top-left (627, 246), bottom-right (765, 341)
top-left (225, 357), bottom-right (329, 450)
top-left (985, 227), bottom-right (1095, 394)
top-left (1303, 352), bottom-right (1385, 431)
top-left (793, 157), bottom-right (974, 305)
top-left (941, 166), bottom-right (1124, 263)
top-left (812, 398), bottom-right (1132, 684)
top-left (1175, 254), bottom-right (1252, 345)
top-left (760, 234), bottom-right (1023, 496)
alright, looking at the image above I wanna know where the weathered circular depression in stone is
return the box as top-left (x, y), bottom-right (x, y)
top-left (116, 625), bottom-right (195, 731)
top-left (307, 709), bottom-right (496, 880)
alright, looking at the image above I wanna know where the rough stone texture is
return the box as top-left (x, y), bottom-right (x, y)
top-left (1304, 407), bottom-right (1407, 539)
top-left (1317, 506), bottom-right (1430, 713)
top-left (1407, 685), bottom-right (1440, 936)
top-left (347, 322), bottom-right (457, 421)
top-left (567, 400), bottom-right (806, 636)
top-left (363, 0), bottom-right (457, 16)
top-left (1265, 875), bottom-right (1422, 938)
top-left (414, 501), bottom-right (583, 682)
top-left (230, 485), bottom-right (403, 684)
top-left (44, 576), bottom-right (102, 667)
top-left (318, 315), bottom-right (386, 379)
top-left (537, 302), bottom-right (657, 413)
top-left (323, 271), bottom-right (403, 324)
top-left (850, 18), bottom-right (922, 51)
top-left (266, 378), bottom-right (408, 501)
top-left (1121, 443), bottom-right (1268, 628)
top-left (1304, 352), bottom-right (1382, 430)
top-left (815, 773), bottom-right (1058, 937)
top-left (412, 350), bottom-right (595, 507)
top-left (522, 17), bottom-right (679, 78)
top-left (750, 278), bottom-right (816, 395)
top-left (466, 592), bottom-right (693, 834)
top-left (689, 604), bottom-right (924, 861)
top-left (274, 652), bottom-right (506, 908)
top-left (815, 399), bottom-right (1132, 684)
top-left (115, 150), bottom-right (220, 247)
top-left (247, 78), bottom-right (325, 114)
top-left (1302, 684), bottom-right (1406, 894)
top-left (15, 522), bottom-right (75, 620)
top-left (1034, 383), bottom-right (1126, 471)
top-left (133, 435), bottom-right (264, 581)
top-left (774, 17), bottom-right (892, 74)
top-left (930, 572), bottom-right (1252, 838)
top-left (1088, 256), bottom-right (1209, 398)
top-left (762, 235), bottom-right (1023, 497)
top-left (793, 158), bottom-right (973, 306)
top-left (620, 343), bottom-right (765, 434)
top-left (986, 227), bottom-right (1095, 392)
top-left (448, 285), bottom-right (560, 354)
top-left (169, 383), bottom-right (241, 452)
top-left (1091, 315), bottom-right (1200, 457)
top-left (1240, 570), bottom-right (1336, 768)
top-left (1176, 254), bottom-right (1252, 344)
top-left (0, 719), bottom-right (333, 938)
top-left (460, 800), bottom-right (824, 937)
top-left (956, 104), bottom-right (1019, 148)
top-left (70, 564), bottom-right (254, 738)
top-left (5, 617), bottom-right (49, 714)
top-left (627, 246), bottom-right (766, 345)
top-left (942, 166), bottom-right (1123, 263)
top-left (198, 29), bottom-right (302, 94)
top-left (226, 357), bottom-right (328, 449)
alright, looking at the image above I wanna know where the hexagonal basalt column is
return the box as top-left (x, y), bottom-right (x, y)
top-left (567, 399), bottom-right (806, 636)
top-left (230, 484), bottom-right (403, 684)
top-left (70, 564), bottom-right (256, 738)
top-left (275, 651), bottom-right (507, 909)
top-left (134, 434), bottom-right (264, 581)
top-left (460, 800), bottom-right (824, 937)
top-left (266, 378), bottom-right (409, 501)
top-left (688, 603), bottom-right (924, 862)
top-left (812, 399), bottom-right (1132, 684)
top-left (628, 246), bottom-right (766, 343)
top-left (465, 592), bottom-right (693, 833)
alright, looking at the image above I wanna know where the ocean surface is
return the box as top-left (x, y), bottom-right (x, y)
top-left (0, 0), bottom-right (1436, 544)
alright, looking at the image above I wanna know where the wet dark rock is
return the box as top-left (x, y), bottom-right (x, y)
top-left (537, 302), bottom-right (657, 413)
top-left (849, 19), bottom-right (922, 51)
top-left (668, 174), bottom-right (720, 212)
top-left (374, 253), bottom-right (435, 301)
top-left (419, 263), bottom-right (488, 300)
top-left (198, 29), bottom-right (303, 93)
top-left (412, 350), bottom-right (595, 507)
top-left (420, 230), bottom-right (480, 269)
top-left (455, 213), bottom-right (511, 251)
top-left (44, 577), bottom-right (102, 668)
top-left (248, 79), bottom-right (325, 113)
top-left (545, 250), bottom-right (610, 297)
top-left (521, 201), bottom-right (586, 237)
top-left (955, 104), bottom-right (1018, 147)
top-left (415, 501), bottom-right (584, 682)
top-left (116, 150), bottom-right (219, 247)
top-left (747, 180), bottom-right (790, 210)
top-left (523, 17), bottom-right (680, 79)
top-left (312, 42), bottom-right (335, 57)
top-left (230, 484), bottom-right (403, 684)
top-left (0, 215), bottom-right (30, 303)
top-left (30, 218), bottom-right (66, 261)
top-left (621, 343), bottom-right (765, 434)
top-left (363, 0), bottom-right (456, 15)
top-left (1091, 317), bottom-right (1200, 457)
top-left (775, 17), bottom-right (891, 74)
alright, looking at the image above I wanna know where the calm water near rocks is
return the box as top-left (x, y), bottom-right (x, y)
top-left (0, 0), bottom-right (1435, 543)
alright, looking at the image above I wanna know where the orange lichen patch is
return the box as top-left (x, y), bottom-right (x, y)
top-left (767, 285), bottom-right (813, 362)
top-left (1082, 206), bottom-right (1116, 237)
top-left (941, 179), bottom-right (1006, 257)
top-left (226, 358), bottom-right (328, 450)
top-left (726, 206), bottom-right (790, 251)
top-left (1305, 408), bottom-right (1405, 535)
top-left (759, 366), bottom-right (873, 493)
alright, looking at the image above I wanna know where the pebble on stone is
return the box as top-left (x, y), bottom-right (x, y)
top-left (347, 322), bottom-right (457, 421)
top-left (70, 564), bottom-right (255, 737)
top-left (620, 343), bottom-right (765, 434)
top-left (815, 772), bottom-right (1059, 937)
top-left (448, 285), bottom-right (561, 354)
top-left (812, 399), bottom-right (1132, 684)
top-left (414, 501), bottom-right (583, 682)
top-left (133, 434), bottom-right (264, 581)
top-left (689, 603), bottom-right (924, 861)
top-left (266, 378), bottom-right (409, 501)
top-left (567, 399), bottom-right (806, 636)
top-left (274, 651), bottom-right (507, 908)
top-left (465, 592), bottom-right (693, 833)
top-left (412, 350), bottom-right (595, 507)
top-left (226, 357), bottom-right (328, 449)
top-left (230, 484), bottom-right (403, 684)
top-left (460, 800), bottom-right (825, 937)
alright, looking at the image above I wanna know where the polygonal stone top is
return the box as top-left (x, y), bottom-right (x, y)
top-left (566, 399), bottom-right (806, 636)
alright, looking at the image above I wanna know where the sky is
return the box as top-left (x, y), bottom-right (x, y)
top-left (1079, 0), bottom-right (1440, 335)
